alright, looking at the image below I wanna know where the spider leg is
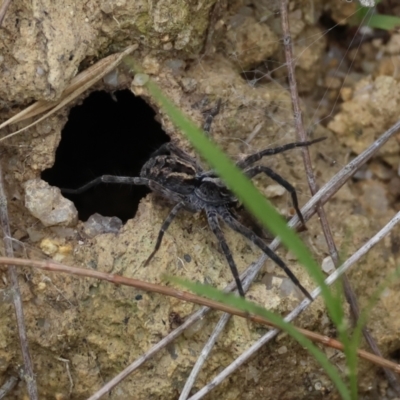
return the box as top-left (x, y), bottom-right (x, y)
top-left (236, 137), bottom-right (326, 169)
top-left (218, 208), bottom-right (312, 301)
top-left (206, 208), bottom-right (245, 297)
top-left (61, 176), bottom-right (184, 204)
top-left (60, 175), bottom-right (146, 195)
top-left (203, 99), bottom-right (221, 134)
top-left (143, 202), bottom-right (185, 266)
top-left (245, 165), bottom-right (305, 227)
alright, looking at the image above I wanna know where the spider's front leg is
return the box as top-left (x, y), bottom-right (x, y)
top-left (143, 202), bottom-right (184, 266)
top-left (206, 207), bottom-right (245, 297)
top-left (61, 176), bottom-right (183, 204)
top-left (244, 165), bottom-right (305, 227)
top-left (60, 175), bottom-right (147, 195)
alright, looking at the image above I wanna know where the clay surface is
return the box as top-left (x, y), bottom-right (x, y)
top-left (0, 0), bottom-right (400, 399)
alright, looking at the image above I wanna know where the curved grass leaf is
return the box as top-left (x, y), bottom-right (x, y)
top-left (173, 278), bottom-right (351, 400)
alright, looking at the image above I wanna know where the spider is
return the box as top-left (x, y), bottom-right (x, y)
top-left (61, 137), bottom-right (324, 300)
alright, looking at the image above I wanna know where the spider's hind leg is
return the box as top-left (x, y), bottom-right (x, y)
top-left (206, 208), bottom-right (245, 297)
top-left (143, 202), bottom-right (185, 266)
top-left (236, 137), bottom-right (326, 170)
top-left (245, 165), bottom-right (306, 227)
top-left (219, 208), bottom-right (312, 301)
top-left (202, 99), bottom-right (222, 134)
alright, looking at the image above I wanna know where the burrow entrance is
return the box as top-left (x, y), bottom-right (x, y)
top-left (42, 90), bottom-right (170, 223)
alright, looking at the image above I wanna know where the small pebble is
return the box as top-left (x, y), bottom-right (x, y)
top-left (24, 179), bottom-right (78, 227)
top-left (314, 381), bottom-right (322, 391)
top-left (264, 184), bottom-right (285, 198)
top-left (83, 213), bottom-right (122, 238)
top-left (322, 256), bottom-right (335, 274)
top-left (277, 345), bottom-right (287, 354)
top-left (132, 73), bottom-right (149, 86)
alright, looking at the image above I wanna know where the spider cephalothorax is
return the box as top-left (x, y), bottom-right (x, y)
top-left (62, 138), bottom-right (324, 299)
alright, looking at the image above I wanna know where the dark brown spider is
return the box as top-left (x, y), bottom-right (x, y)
top-left (61, 137), bottom-right (324, 300)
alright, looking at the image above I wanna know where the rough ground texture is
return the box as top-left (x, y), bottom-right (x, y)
top-left (0, 0), bottom-right (400, 399)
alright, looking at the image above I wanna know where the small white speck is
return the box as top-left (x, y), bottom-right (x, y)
top-left (277, 345), bottom-right (287, 354)
top-left (359, 0), bottom-right (376, 6)
top-left (322, 256), bottom-right (335, 274)
top-left (314, 382), bottom-right (322, 391)
top-left (133, 73), bottom-right (149, 86)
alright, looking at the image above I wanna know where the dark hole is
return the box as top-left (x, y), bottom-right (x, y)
top-left (42, 90), bottom-right (170, 223)
top-left (318, 11), bottom-right (390, 50)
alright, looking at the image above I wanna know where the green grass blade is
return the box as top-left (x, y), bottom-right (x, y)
top-left (366, 14), bottom-right (400, 30)
top-left (355, 1), bottom-right (400, 31)
top-left (173, 278), bottom-right (351, 400)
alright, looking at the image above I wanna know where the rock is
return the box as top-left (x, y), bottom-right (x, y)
top-left (83, 213), bottom-right (123, 238)
top-left (24, 179), bottom-right (77, 227)
top-left (265, 184), bottom-right (286, 198)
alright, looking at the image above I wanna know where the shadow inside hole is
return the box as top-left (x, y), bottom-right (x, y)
top-left (42, 90), bottom-right (170, 223)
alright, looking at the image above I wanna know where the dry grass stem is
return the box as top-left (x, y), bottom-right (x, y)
top-left (0, 163), bottom-right (38, 399)
top-left (0, 44), bottom-right (138, 142)
top-left (0, 0), bottom-right (11, 26)
top-left (0, 255), bottom-right (398, 377)
top-left (0, 375), bottom-right (18, 399)
top-left (279, 0), bottom-right (400, 393)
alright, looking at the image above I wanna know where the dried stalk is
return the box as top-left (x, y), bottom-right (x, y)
top-left (0, 255), bottom-right (399, 376)
top-left (0, 162), bottom-right (37, 399)
top-left (280, 0), bottom-right (400, 393)
top-left (0, 0), bottom-right (11, 26)
top-left (0, 376), bottom-right (18, 399)
top-left (0, 44), bottom-right (138, 142)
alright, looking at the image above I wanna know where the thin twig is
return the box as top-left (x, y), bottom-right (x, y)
top-left (0, 162), bottom-right (38, 399)
top-left (179, 313), bottom-right (231, 399)
top-left (188, 211), bottom-right (400, 400)
top-left (0, 376), bottom-right (18, 399)
top-left (179, 275), bottom-right (255, 400)
top-left (0, 0), bottom-right (12, 26)
top-left (280, 0), bottom-right (400, 393)
top-left (0, 254), bottom-right (399, 375)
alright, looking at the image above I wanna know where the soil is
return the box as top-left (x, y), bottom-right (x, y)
top-left (0, 0), bottom-right (400, 399)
